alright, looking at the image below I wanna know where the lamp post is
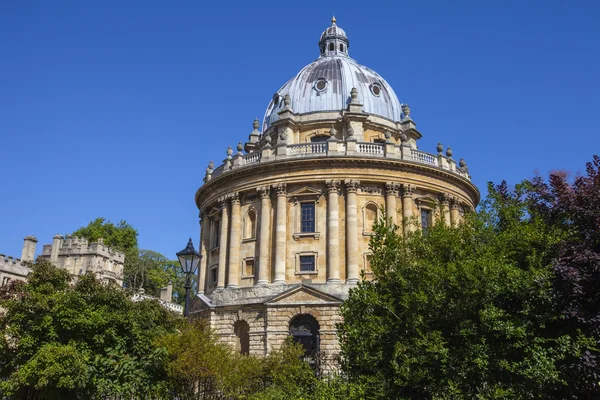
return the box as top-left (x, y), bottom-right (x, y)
top-left (176, 238), bottom-right (202, 318)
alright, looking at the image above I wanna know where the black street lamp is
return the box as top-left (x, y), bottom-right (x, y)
top-left (176, 238), bottom-right (202, 318)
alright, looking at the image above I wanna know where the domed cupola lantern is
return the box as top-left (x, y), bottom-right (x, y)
top-left (319, 16), bottom-right (349, 57)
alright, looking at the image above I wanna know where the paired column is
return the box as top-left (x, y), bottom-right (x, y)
top-left (217, 198), bottom-right (229, 289)
top-left (450, 197), bottom-right (461, 225)
top-left (326, 179), bottom-right (341, 283)
top-left (273, 183), bottom-right (287, 284)
top-left (257, 186), bottom-right (271, 285)
top-left (401, 184), bottom-right (415, 233)
top-left (440, 193), bottom-right (452, 226)
top-left (345, 180), bottom-right (360, 283)
top-left (227, 193), bottom-right (241, 288)
top-left (198, 214), bottom-right (208, 294)
top-left (385, 182), bottom-right (400, 226)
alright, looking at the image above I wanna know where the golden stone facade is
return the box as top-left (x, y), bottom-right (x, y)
top-left (190, 19), bottom-right (479, 363)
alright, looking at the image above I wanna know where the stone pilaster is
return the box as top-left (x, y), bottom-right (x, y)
top-left (227, 193), bottom-right (241, 288)
top-left (344, 180), bottom-right (360, 283)
top-left (257, 186), bottom-right (271, 285)
top-left (273, 183), bottom-right (287, 284)
top-left (217, 198), bottom-right (229, 289)
top-left (385, 182), bottom-right (400, 225)
top-left (450, 197), bottom-right (461, 225)
top-left (401, 184), bottom-right (415, 234)
top-left (198, 213), bottom-right (208, 294)
top-left (326, 179), bottom-right (341, 283)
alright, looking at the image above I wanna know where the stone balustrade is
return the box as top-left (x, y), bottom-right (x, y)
top-left (208, 141), bottom-right (470, 181)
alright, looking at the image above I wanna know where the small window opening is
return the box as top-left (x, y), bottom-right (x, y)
top-left (244, 259), bottom-right (254, 277)
top-left (235, 321), bottom-right (250, 355)
top-left (329, 43), bottom-right (334, 51)
top-left (299, 255), bottom-right (316, 272)
top-left (421, 209), bottom-right (432, 233)
top-left (310, 135), bottom-right (329, 143)
top-left (340, 44), bottom-right (344, 52)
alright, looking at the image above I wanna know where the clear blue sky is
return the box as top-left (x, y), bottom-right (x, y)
top-left (1, 1), bottom-right (599, 260)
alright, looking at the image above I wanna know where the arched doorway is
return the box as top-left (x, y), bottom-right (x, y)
top-left (289, 314), bottom-right (320, 357)
top-left (234, 320), bottom-right (250, 355)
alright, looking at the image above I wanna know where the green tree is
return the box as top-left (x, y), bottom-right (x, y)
top-left (0, 258), bottom-right (180, 399)
top-left (338, 182), bottom-right (594, 399)
top-left (72, 217), bottom-right (138, 259)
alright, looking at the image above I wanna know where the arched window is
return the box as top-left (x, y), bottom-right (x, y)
top-left (310, 135), bottom-right (329, 143)
top-left (244, 208), bottom-right (257, 239)
top-left (289, 314), bottom-right (320, 358)
top-left (363, 202), bottom-right (379, 235)
top-left (234, 320), bottom-right (250, 355)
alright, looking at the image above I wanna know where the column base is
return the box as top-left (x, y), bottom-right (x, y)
top-left (216, 286), bottom-right (225, 290)
top-left (326, 278), bottom-right (341, 284)
top-left (226, 284), bottom-right (239, 289)
top-left (346, 278), bottom-right (359, 284)
top-left (256, 280), bottom-right (269, 286)
top-left (272, 279), bottom-right (287, 285)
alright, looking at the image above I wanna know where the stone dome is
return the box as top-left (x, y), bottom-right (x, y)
top-left (263, 18), bottom-right (403, 130)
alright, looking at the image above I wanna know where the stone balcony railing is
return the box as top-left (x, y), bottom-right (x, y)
top-left (205, 140), bottom-right (470, 183)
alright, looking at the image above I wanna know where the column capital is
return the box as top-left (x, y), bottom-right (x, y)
top-left (274, 182), bottom-right (287, 196)
top-left (438, 192), bottom-right (450, 204)
top-left (217, 196), bottom-right (229, 208)
top-left (401, 184), bottom-right (415, 198)
top-left (257, 186), bottom-right (271, 199)
top-left (385, 182), bottom-right (400, 196)
top-left (344, 179), bottom-right (360, 193)
top-left (230, 192), bottom-right (240, 205)
top-left (450, 196), bottom-right (461, 210)
top-left (326, 179), bottom-right (341, 194)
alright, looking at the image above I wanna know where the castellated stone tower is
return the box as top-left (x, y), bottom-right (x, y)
top-left (190, 18), bottom-right (479, 363)
top-left (21, 235), bottom-right (38, 262)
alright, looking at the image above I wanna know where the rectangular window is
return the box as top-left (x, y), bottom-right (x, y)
top-left (211, 221), bottom-right (220, 248)
top-left (210, 267), bottom-right (218, 285)
top-left (299, 255), bottom-right (315, 272)
top-left (300, 203), bottom-right (315, 233)
top-left (421, 209), bottom-right (432, 233)
top-left (244, 259), bottom-right (254, 277)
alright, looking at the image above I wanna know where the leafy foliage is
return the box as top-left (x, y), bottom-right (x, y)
top-left (0, 259), bottom-right (180, 399)
top-left (339, 177), bottom-right (597, 399)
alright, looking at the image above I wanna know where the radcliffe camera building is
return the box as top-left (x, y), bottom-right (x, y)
top-left (191, 18), bottom-right (479, 360)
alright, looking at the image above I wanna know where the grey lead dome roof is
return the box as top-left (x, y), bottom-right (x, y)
top-left (263, 18), bottom-right (403, 130)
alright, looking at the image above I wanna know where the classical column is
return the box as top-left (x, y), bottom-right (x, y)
top-left (217, 198), bottom-right (229, 289)
top-left (326, 179), bottom-right (341, 283)
top-left (227, 193), bottom-right (241, 288)
top-left (401, 184), bottom-right (415, 234)
top-left (273, 183), bottom-right (287, 284)
top-left (345, 180), bottom-right (360, 284)
top-left (385, 182), bottom-right (400, 226)
top-left (257, 186), bottom-right (271, 285)
top-left (450, 197), bottom-right (461, 225)
top-left (198, 213), bottom-right (208, 294)
top-left (440, 193), bottom-right (452, 226)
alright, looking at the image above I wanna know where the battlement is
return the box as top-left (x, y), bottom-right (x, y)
top-left (0, 254), bottom-right (30, 279)
top-left (41, 235), bottom-right (126, 263)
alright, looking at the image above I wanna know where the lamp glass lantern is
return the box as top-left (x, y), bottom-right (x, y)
top-left (177, 238), bottom-right (201, 275)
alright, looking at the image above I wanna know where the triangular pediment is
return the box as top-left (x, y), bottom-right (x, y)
top-left (288, 186), bottom-right (323, 198)
top-left (265, 285), bottom-right (343, 306)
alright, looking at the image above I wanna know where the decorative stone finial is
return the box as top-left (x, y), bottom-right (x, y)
top-left (253, 118), bottom-right (259, 130)
top-left (400, 132), bottom-right (408, 143)
top-left (237, 141), bottom-right (243, 154)
top-left (208, 160), bottom-right (214, 170)
top-left (437, 142), bottom-right (443, 155)
top-left (332, 16), bottom-right (336, 25)
top-left (330, 125), bottom-right (337, 138)
top-left (402, 103), bottom-right (411, 119)
top-left (459, 158), bottom-right (469, 173)
top-left (226, 146), bottom-right (233, 157)
top-left (263, 133), bottom-right (272, 149)
top-left (446, 146), bottom-right (453, 158)
top-left (350, 87), bottom-right (359, 103)
top-left (384, 131), bottom-right (392, 143)
top-left (278, 130), bottom-right (287, 145)
top-left (283, 94), bottom-right (291, 109)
